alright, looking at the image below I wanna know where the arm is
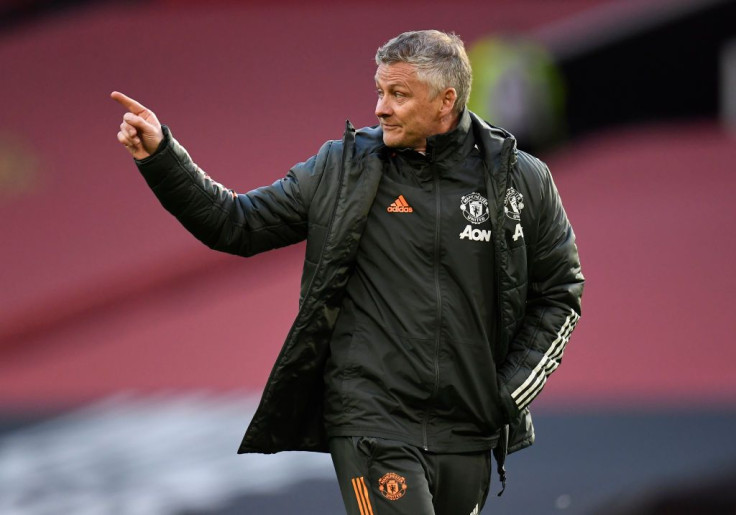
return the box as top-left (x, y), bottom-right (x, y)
top-left (137, 126), bottom-right (327, 256)
top-left (112, 91), bottom-right (325, 257)
top-left (497, 154), bottom-right (585, 421)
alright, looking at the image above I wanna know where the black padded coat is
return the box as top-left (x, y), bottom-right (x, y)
top-left (135, 111), bottom-right (584, 460)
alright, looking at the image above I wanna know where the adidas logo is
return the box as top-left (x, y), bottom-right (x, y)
top-left (387, 195), bottom-right (413, 213)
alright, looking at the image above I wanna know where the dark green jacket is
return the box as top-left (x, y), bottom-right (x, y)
top-left (135, 111), bottom-right (584, 458)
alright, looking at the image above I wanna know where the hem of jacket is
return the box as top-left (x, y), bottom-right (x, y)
top-left (237, 440), bottom-right (329, 454)
top-left (326, 426), bottom-right (500, 453)
top-left (508, 435), bottom-right (534, 454)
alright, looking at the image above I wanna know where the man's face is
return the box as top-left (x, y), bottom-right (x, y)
top-left (374, 62), bottom-right (446, 153)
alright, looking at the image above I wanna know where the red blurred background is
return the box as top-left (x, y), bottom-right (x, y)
top-left (1, 1), bottom-right (734, 513)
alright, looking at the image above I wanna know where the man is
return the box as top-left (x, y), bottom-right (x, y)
top-left (113, 30), bottom-right (583, 515)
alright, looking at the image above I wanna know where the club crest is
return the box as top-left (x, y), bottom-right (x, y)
top-left (504, 188), bottom-right (524, 221)
top-left (460, 192), bottom-right (490, 224)
top-left (378, 472), bottom-right (407, 501)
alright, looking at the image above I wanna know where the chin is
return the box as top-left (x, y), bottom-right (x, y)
top-left (382, 134), bottom-right (404, 149)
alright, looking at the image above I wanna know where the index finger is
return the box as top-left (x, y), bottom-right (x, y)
top-left (110, 91), bottom-right (148, 114)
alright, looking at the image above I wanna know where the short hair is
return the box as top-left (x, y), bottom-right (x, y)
top-left (375, 30), bottom-right (472, 115)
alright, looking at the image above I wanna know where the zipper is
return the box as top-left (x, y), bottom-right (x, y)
top-left (481, 142), bottom-right (509, 355)
top-left (495, 142), bottom-right (515, 353)
top-left (423, 157), bottom-right (443, 452)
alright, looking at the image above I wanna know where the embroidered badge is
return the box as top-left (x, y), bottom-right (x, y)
top-left (460, 192), bottom-right (490, 224)
top-left (504, 187), bottom-right (524, 221)
top-left (378, 472), bottom-right (407, 501)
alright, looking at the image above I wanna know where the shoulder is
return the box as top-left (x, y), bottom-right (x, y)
top-left (312, 123), bottom-right (383, 161)
top-left (515, 150), bottom-right (550, 180)
top-left (354, 124), bottom-right (385, 158)
top-left (512, 152), bottom-right (555, 211)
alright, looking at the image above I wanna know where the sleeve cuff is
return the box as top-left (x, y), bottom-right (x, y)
top-left (134, 126), bottom-right (184, 188)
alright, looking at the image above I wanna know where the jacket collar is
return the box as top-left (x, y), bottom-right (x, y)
top-left (467, 111), bottom-right (517, 169)
top-left (424, 108), bottom-right (474, 164)
top-left (388, 109), bottom-right (476, 176)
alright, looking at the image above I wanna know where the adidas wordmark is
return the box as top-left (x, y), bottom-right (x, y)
top-left (387, 195), bottom-right (413, 213)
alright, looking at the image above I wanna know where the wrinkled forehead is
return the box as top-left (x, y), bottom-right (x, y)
top-left (374, 62), bottom-right (419, 85)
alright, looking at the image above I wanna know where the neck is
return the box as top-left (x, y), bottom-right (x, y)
top-left (416, 111), bottom-right (460, 153)
top-left (439, 111), bottom-right (460, 134)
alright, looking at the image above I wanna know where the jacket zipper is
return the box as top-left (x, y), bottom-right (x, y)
top-left (423, 160), bottom-right (442, 451)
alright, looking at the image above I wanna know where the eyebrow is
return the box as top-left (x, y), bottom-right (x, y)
top-left (375, 77), bottom-right (411, 89)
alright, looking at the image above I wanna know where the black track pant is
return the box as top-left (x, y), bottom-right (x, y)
top-left (329, 436), bottom-right (492, 515)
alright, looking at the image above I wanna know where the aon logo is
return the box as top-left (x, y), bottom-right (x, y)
top-left (459, 225), bottom-right (491, 242)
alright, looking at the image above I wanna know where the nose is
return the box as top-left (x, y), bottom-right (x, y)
top-left (375, 95), bottom-right (392, 119)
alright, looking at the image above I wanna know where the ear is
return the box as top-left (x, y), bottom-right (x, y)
top-left (439, 88), bottom-right (458, 116)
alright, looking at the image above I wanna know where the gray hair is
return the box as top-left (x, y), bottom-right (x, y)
top-left (375, 30), bottom-right (472, 115)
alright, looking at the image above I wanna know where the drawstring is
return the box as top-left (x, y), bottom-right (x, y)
top-left (496, 462), bottom-right (507, 497)
top-left (492, 425), bottom-right (509, 496)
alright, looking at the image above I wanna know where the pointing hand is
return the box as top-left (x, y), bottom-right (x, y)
top-left (111, 91), bottom-right (164, 160)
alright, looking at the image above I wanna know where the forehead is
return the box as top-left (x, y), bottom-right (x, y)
top-left (375, 62), bottom-right (420, 86)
